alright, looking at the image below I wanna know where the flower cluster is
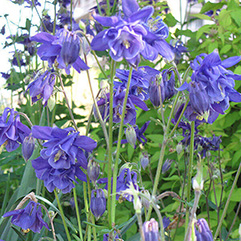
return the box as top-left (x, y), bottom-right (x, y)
top-left (31, 125), bottom-right (97, 193)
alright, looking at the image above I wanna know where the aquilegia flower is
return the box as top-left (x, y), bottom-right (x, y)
top-left (179, 50), bottom-right (241, 123)
top-left (90, 189), bottom-right (106, 219)
top-left (31, 125), bottom-right (97, 193)
top-left (91, 0), bottom-right (174, 65)
top-left (195, 218), bottom-right (213, 241)
top-left (26, 70), bottom-right (56, 106)
top-left (3, 201), bottom-right (49, 233)
top-left (149, 69), bottom-right (176, 107)
top-left (0, 107), bottom-right (31, 152)
top-left (31, 28), bottom-right (89, 74)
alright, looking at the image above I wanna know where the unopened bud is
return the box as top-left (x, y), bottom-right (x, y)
top-left (162, 159), bottom-right (173, 174)
top-left (192, 161), bottom-right (204, 191)
top-left (125, 126), bottom-right (136, 148)
top-left (141, 190), bottom-right (151, 209)
top-left (87, 159), bottom-right (100, 183)
top-left (140, 152), bottom-right (149, 169)
top-left (22, 135), bottom-right (35, 161)
top-left (90, 189), bottom-right (106, 220)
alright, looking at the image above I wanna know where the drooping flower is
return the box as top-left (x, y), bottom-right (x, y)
top-left (3, 201), bottom-right (49, 233)
top-left (31, 125), bottom-right (97, 193)
top-left (98, 167), bottom-right (139, 202)
top-left (26, 70), bottom-right (56, 106)
top-left (149, 69), bottom-right (176, 107)
top-left (140, 152), bottom-right (149, 169)
top-left (195, 218), bottom-right (213, 241)
top-left (180, 50), bottom-right (241, 123)
top-left (90, 189), bottom-right (106, 219)
top-left (115, 66), bottom-right (160, 101)
top-left (31, 28), bottom-right (89, 74)
top-left (0, 107), bottom-right (31, 152)
top-left (103, 231), bottom-right (121, 241)
top-left (142, 218), bottom-right (159, 241)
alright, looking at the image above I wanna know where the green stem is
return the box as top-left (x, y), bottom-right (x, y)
top-left (146, 90), bottom-right (182, 220)
top-left (53, 0), bottom-right (57, 34)
top-left (107, 60), bottom-right (116, 228)
top-left (185, 121), bottom-right (195, 234)
top-left (87, 178), bottom-right (97, 241)
top-left (169, 97), bottom-right (189, 137)
top-left (214, 161), bottom-right (241, 240)
top-left (111, 67), bottom-right (133, 225)
top-left (84, 55), bottom-right (109, 147)
top-left (54, 189), bottom-right (71, 241)
top-left (70, 0), bottom-right (73, 31)
top-left (185, 190), bottom-right (201, 241)
top-left (73, 187), bottom-right (83, 241)
top-left (83, 182), bottom-right (89, 241)
top-left (106, 0), bottom-right (110, 16)
top-left (58, 74), bottom-right (78, 131)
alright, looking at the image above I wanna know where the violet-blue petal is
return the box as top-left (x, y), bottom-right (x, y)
top-left (122, 0), bottom-right (139, 17)
top-left (221, 56), bottom-right (241, 68)
top-left (32, 125), bottom-right (52, 140)
top-left (93, 14), bottom-right (119, 27)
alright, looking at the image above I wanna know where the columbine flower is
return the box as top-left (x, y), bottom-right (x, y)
top-left (180, 50), bottom-right (241, 123)
top-left (31, 28), bottom-right (89, 74)
top-left (149, 69), bottom-right (176, 107)
top-left (90, 189), bottom-right (106, 219)
top-left (31, 125), bottom-right (97, 193)
top-left (142, 218), bottom-right (159, 241)
top-left (195, 218), bottom-right (213, 241)
top-left (115, 66), bottom-right (160, 101)
top-left (91, 0), bottom-right (174, 65)
top-left (0, 107), bottom-right (31, 152)
top-left (26, 70), bottom-right (56, 106)
top-left (3, 201), bottom-right (49, 233)
top-left (98, 167), bottom-right (139, 202)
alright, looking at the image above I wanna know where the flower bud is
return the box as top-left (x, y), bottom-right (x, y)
top-left (22, 135), bottom-right (35, 161)
top-left (140, 152), bottom-right (149, 169)
top-left (143, 218), bottom-right (159, 241)
top-left (192, 161), bottom-right (204, 191)
top-left (195, 218), bottom-right (213, 241)
top-left (141, 190), bottom-right (151, 209)
top-left (61, 31), bottom-right (80, 67)
top-left (125, 125), bottom-right (136, 148)
top-left (87, 159), bottom-right (100, 183)
top-left (162, 159), bottom-right (173, 174)
top-left (90, 189), bottom-right (106, 220)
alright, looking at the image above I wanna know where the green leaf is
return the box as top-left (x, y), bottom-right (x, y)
top-left (230, 10), bottom-right (241, 27)
top-left (190, 13), bottom-right (211, 20)
top-left (208, 41), bottom-right (218, 53)
top-left (196, 25), bottom-right (212, 40)
top-left (220, 44), bottom-right (232, 54)
top-left (164, 13), bottom-right (178, 27)
top-left (200, 2), bottom-right (225, 14)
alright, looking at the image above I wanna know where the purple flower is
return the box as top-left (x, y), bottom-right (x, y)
top-left (87, 159), bottom-right (100, 183)
top-left (0, 107), bottom-right (31, 152)
top-left (18, 34), bottom-right (36, 56)
top-left (3, 201), bottom-right (49, 233)
top-left (26, 70), bottom-right (56, 106)
top-left (180, 50), bottom-right (241, 123)
top-left (31, 29), bottom-right (89, 74)
top-left (195, 218), bottom-right (213, 241)
top-left (140, 152), bottom-right (149, 169)
top-left (115, 66), bottom-right (160, 101)
top-left (90, 189), bottom-right (106, 219)
top-left (91, 0), bottom-right (174, 64)
top-left (149, 69), bottom-right (176, 106)
top-left (143, 218), bottom-right (159, 241)
top-left (103, 231), bottom-right (120, 241)
top-left (31, 125), bottom-right (97, 193)
top-left (98, 168), bottom-right (139, 202)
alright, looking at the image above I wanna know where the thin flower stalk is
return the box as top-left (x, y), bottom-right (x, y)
top-left (107, 59), bottom-right (116, 228)
top-left (214, 161), bottom-right (241, 240)
top-left (111, 67), bottom-right (133, 225)
top-left (54, 189), bottom-right (71, 241)
top-left (84, 54), bottom-right (109, 147)
top-left (185, 121), bottom-right (195, 234)
top-left (73, 187), bottom-right (83, 241)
